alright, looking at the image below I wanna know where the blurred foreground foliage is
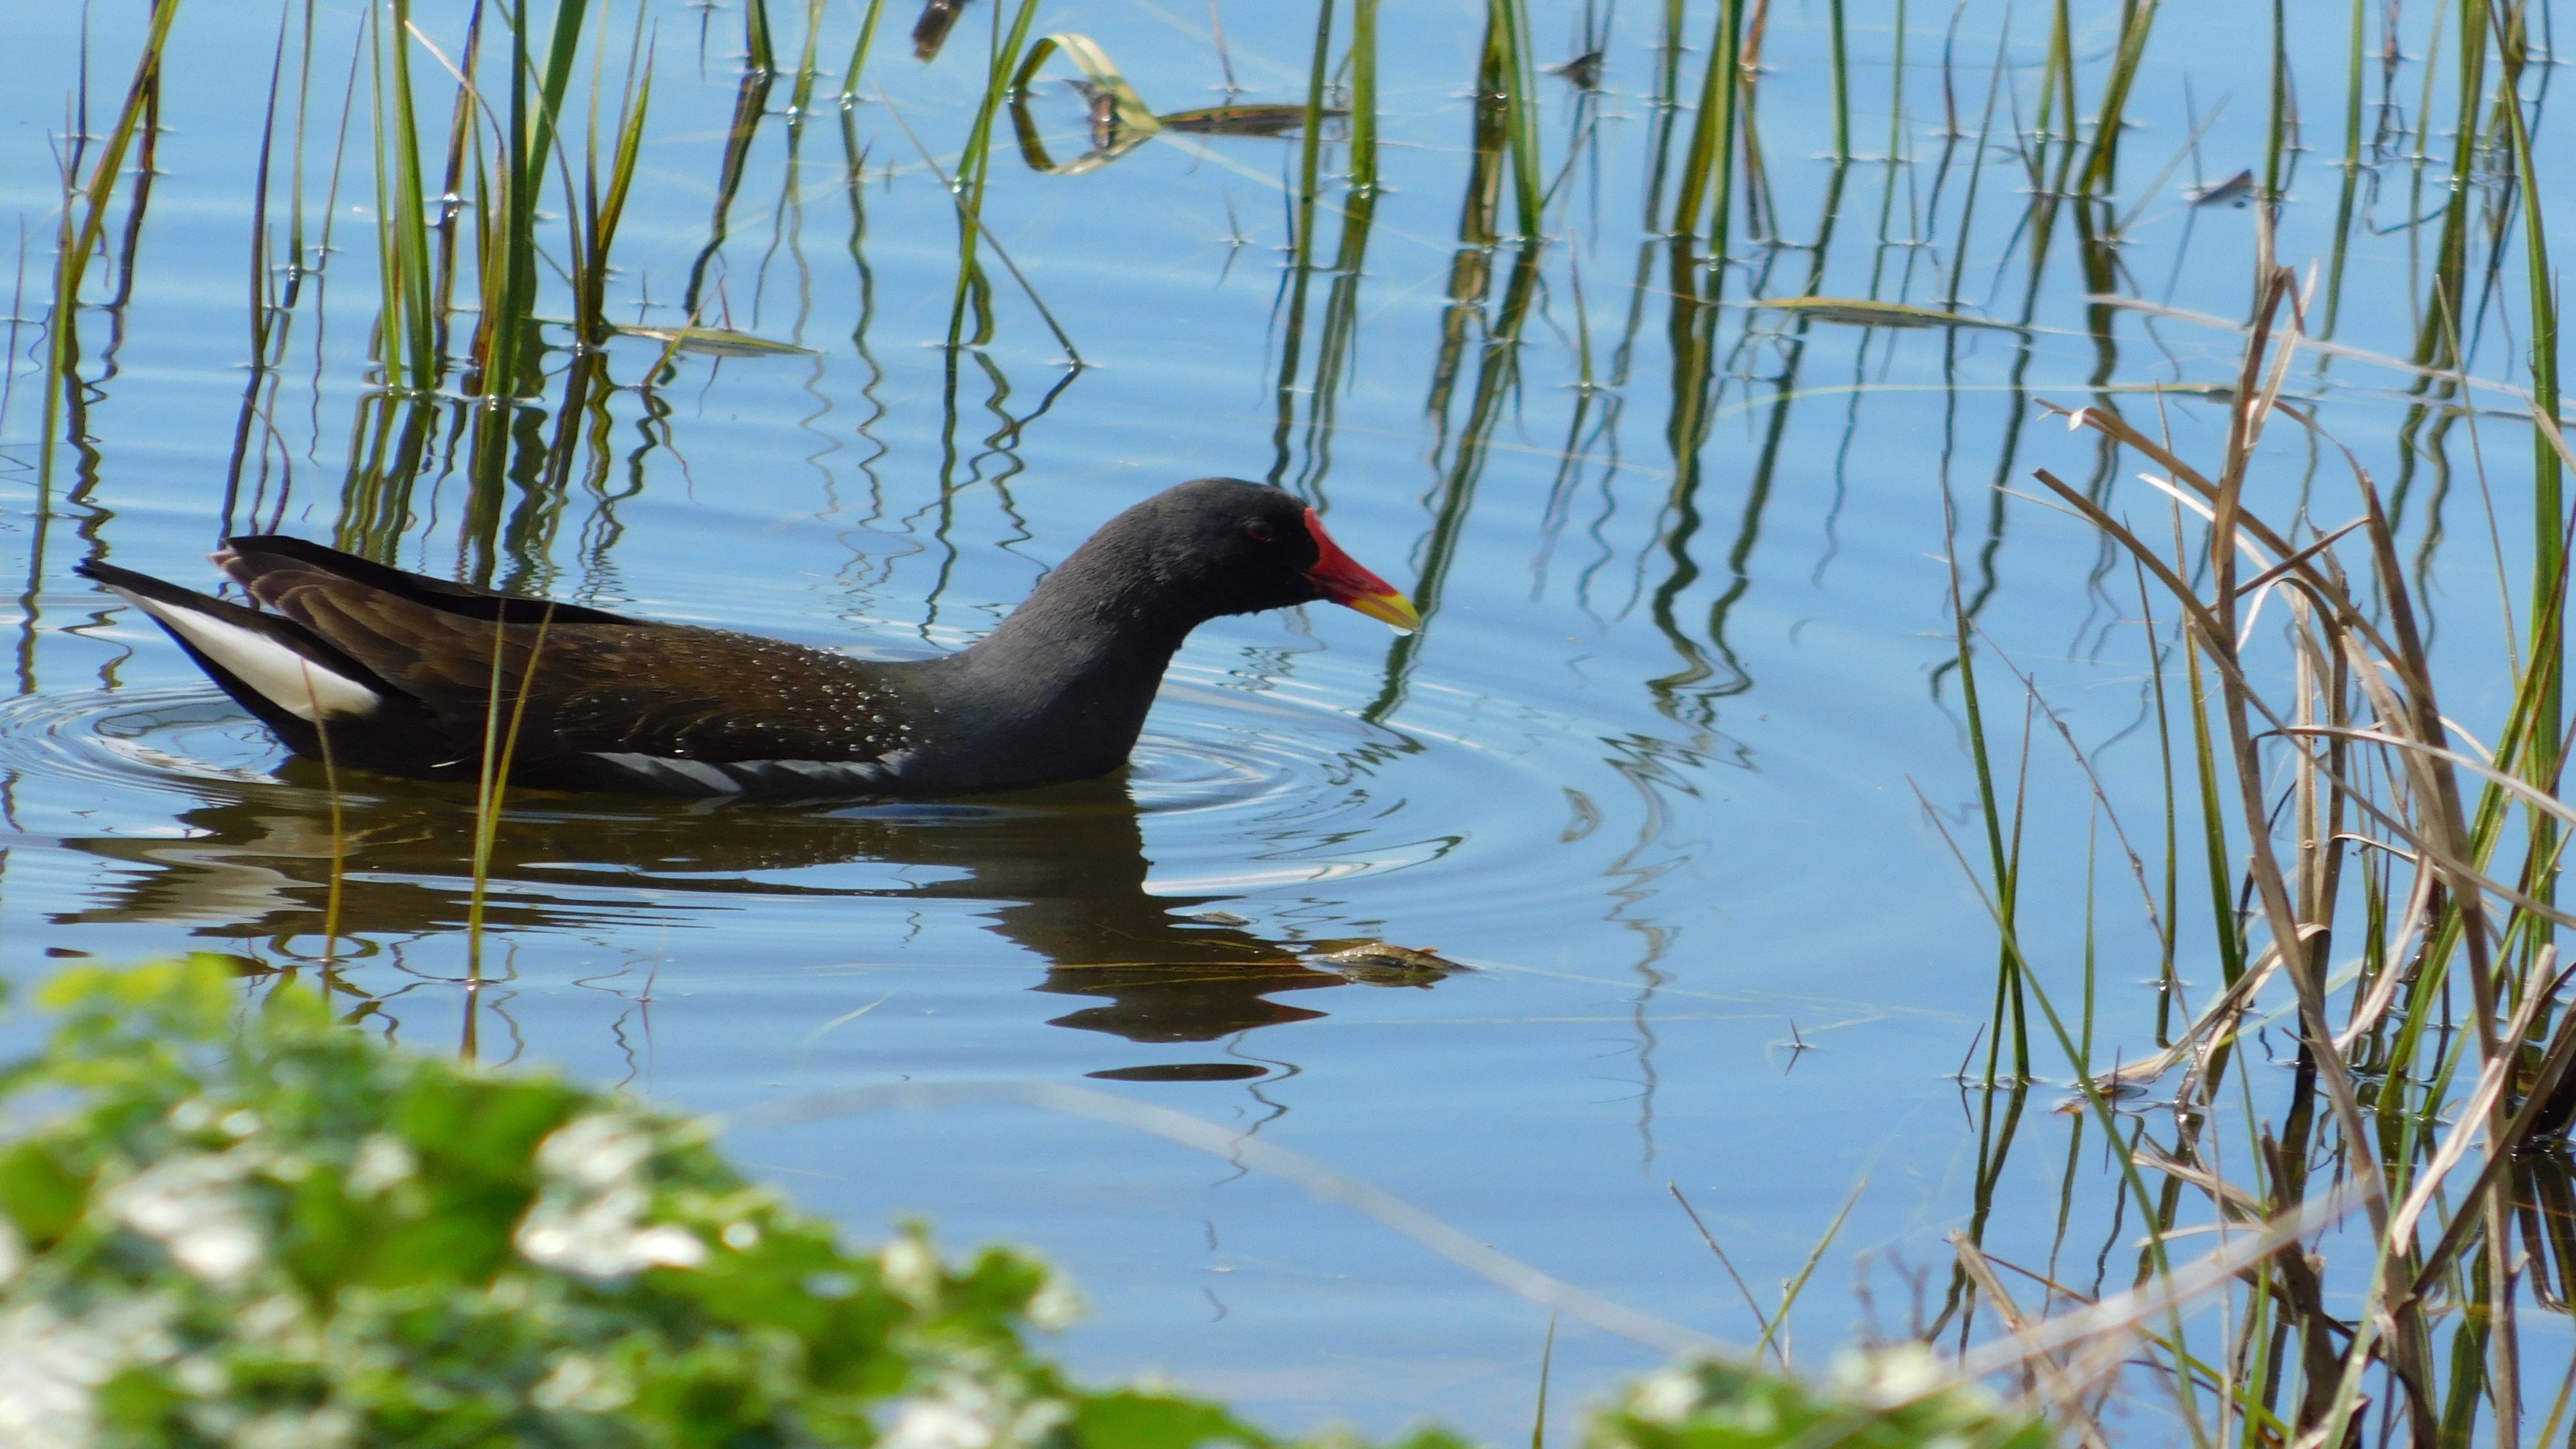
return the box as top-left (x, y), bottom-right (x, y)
top-left (0, 959), bottom-right (2052, 1448)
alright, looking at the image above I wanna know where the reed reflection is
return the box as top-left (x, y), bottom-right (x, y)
top-left (54, 767), bottom-right (1366, 1046)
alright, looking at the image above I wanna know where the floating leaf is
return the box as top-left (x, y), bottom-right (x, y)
top-left (1157, 104), bottom-right (1342, 138)
top-left (1083, 1063), bottom-right (1269, 1083)
top-left (1303, 941), bottom-right (1464, 971)
top-left (2188, 168), bottom-right (2256, 207)
top-left (1544, 50), bottom-right (1606, 91)
top-left (1008, 34), bottom-right (1162, 176)
top-left (613, 325), bottom-right (817, 358)
top-left (1752, 297), bottom-right (2029, 333)
top-left (1301, 941), bottom-right (1469, 989)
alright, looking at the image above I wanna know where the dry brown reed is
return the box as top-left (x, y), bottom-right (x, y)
top-left (1937, 228), bottom-right (2576, 1446)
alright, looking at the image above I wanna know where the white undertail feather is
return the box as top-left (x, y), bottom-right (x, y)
top-left (109, 587), bottom-right (382, 722)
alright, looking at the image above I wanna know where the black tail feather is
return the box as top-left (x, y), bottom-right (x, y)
top-left (74, 557), bottom-right (455, 773)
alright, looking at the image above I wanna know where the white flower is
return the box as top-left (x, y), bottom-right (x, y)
top-left (233, 1405), bottom-right (359, 1449)
top-left (105, 1151), bottom-right (265, 1285)
top-left (0, 1295), bottom-right (180, 1449)
top-left (345, 1135), bottom-right (417, 1197)
top-left (883, 1394), bottom-right (999, 1449)
top-left (1024, 1271), bottom-right (1084, 1331)
top-left (532, 1353), bottom-right (632, 1413)
top-left (534, 1115), bottom-right (654, 1189)
top-left (1625, 1367), bottom-right (1704, 1424)
top-left (1833, 1344), bottom-right (1974, 1409)
top-left (516, 1114), bottom-right (707, 1277)
top-left (880, 1377), bottom-right (1071, 1449)
top-left (881, 1235), bottom-right (941, 1304)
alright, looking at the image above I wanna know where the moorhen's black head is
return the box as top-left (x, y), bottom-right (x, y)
top-left (1072, 478), bottom-right (1420, 632)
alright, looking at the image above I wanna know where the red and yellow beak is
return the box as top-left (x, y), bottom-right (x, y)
top-left (1300, 507), bottom-right (1422, 634)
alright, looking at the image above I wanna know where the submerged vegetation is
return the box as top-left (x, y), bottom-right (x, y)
top-left (5, 0), bottom-right (2576, 1441)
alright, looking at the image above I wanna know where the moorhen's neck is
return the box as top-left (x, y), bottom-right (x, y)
top-left (984, 528), bottom-right (1208, 656)
top-left (924, 534), bottom-right (1215, 780)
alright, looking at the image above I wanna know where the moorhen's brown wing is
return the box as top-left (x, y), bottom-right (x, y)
top-left (78, 540), bottom-right (929, 795)
top-left (225, 539), bottom-right (930, 788)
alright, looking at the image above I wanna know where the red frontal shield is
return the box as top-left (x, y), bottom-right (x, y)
top-left (1300, 508), bottom-right (1421, 633)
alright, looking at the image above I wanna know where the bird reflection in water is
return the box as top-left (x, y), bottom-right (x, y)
top-left (54, 764), bottom-right (1436, 1065)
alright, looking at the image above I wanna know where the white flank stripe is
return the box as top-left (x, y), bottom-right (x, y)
top-left (115, 590), bottom-right (382, 721)
top-left (588, 753), bottom-right (745, 793)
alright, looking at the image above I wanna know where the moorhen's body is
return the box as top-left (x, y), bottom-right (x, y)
top-left (78, 478), bottom-right (1419, 798)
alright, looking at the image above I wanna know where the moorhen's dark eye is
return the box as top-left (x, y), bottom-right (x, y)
top-left (1244, 519), bottom-right (1277, 543)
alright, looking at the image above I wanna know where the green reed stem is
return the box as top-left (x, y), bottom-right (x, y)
top-left (571, 17), bottom-right (650, 348)
top-left (466, 604), bottom-right (557, 977)
top-left (745, 0), bottom-right (776, 74)
top-left (475, 0), bottom-right (590, 398)
top-left (1267, 0), bottom-right (1344, 480)
top-left (421, 5), bottom-right (481, 372)
top-left (250, 13), bottom-right (289, 368)
top-left (1750, 1175), bottom-right (1864, 1362)
top-left (1277, 0), bottom-right (1381, 492)
top-left (2032, 0), bottom-right (2070, 190)
top-left (1291, 0), bottom-right (1338, 250)
top-left (879, 93), bottom-right (1078, 364)
top-left (940, 0), bottom-right (1044, 351)
top-left (2489, 0), bottom-right (2564, 841)
top-left (1947, 529), bottom-right (2030, 1085)
top-left (372, 0), bottom-right (439, 392)
top-left (286, 0), bottom-right (319, 300)
top-left (2414, 0), bottom-right (2488, 377)
top-left (677, 68), bottom-right (776, 321)
top-left (1669, 0), bottom-right (1745, 243)
top-left (520, 0), bottom-right (589, 208)
top-left (1529, 1316), bottom-right (1555, 1449)
top-left (42, 0), bottom-right (181, 485)
top-left (1348, 0), bottom-right (1379, 195)
top-left (837, 0), bottom-right (890, 105)
top-left (786, 0), bottom-right (826, 117)
top-left (1826, 0), bottom-right (1849, 162)
top-left (2263, 0), bottom-right (2290, 203)
top-left (1489, 0), bottom-right (1544, 238)
top-left (2320, 0), bottom-right (2366, 337)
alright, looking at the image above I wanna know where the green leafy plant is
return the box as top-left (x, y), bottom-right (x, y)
top-left (1585, 1354), bottom-right (2054, 1449)
top-left (0, 959), bottom-right (1279, 1447)
top-left (0, 959), bottom-right (2053, 1448)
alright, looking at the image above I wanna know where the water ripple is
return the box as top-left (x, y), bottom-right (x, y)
top-left (0, 688), bottom-right (290, 796)
top-left (0, 658), bottom-right (1616, 934)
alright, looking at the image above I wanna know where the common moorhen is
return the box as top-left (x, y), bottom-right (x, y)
top-left (77, 478), bottom-right (1421, 797)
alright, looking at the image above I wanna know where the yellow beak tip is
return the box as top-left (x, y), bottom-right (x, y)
top-left (1342, 591), bottom-right (1422, 635)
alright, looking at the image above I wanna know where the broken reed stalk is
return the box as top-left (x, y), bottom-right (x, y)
top-left (1962, 248), bottom-right (2576, 1442)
